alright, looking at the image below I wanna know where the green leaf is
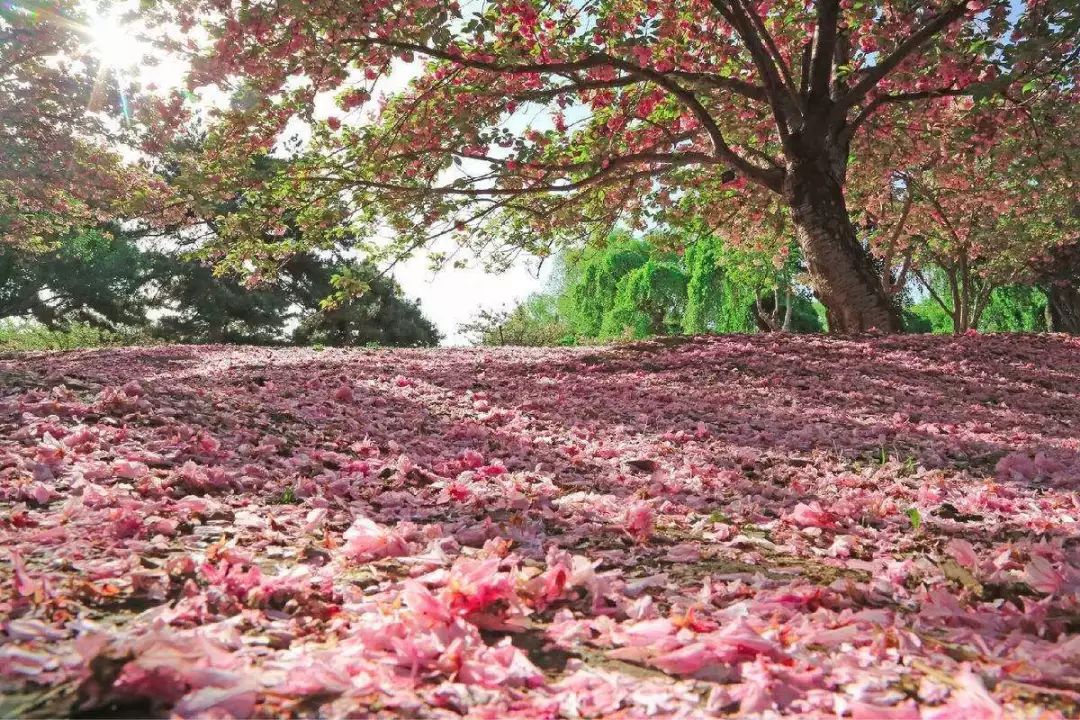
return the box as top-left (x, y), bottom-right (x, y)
top-left (905, 507), bottom-right (922, 532)
top-left (707, 510), bottom-right (731, 524)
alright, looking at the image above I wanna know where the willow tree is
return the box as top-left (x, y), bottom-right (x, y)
top-left (162, 0), bottom-right (1077, 332)
top-left (682, 238), bottom-right (756, 334)
top-left (600, 258), bottom-right (688, 337)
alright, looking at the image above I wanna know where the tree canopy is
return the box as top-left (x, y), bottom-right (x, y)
top-left (151, 0), bottom-right (1078, 332)
top-left (0, 0), bottom-right (170, 245)
top-left (462, 232), bottom-right (824, 344)
top-left (0, 228), bottom-right (440, 347)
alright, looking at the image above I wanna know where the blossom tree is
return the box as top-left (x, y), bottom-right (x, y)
top-left (1034, 240), bottom-right (1080, 333)
top-left (853, 91), bottom-right (1079, 333)
top-left (156, 0), bottom-right (1077, 332)
top-left (0, 0), bottom-right (169, 246)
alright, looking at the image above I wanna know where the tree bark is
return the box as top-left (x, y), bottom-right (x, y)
top-left (1045, 283), bottom-right (1080, 334)
top-left (784, 159), bottom-right (903, 334)
top-left (782, 287), bottom-right (793, 332)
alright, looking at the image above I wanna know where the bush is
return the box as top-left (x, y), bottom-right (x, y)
top-left (0, 321), bottom-right (153, 351)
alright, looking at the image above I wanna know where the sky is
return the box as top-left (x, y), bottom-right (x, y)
top-left (83, 0), bottom-right (550, 345)
top-left (395, 251), bottom-right (554, 345)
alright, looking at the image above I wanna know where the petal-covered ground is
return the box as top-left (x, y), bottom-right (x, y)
top-left (2, 335), bottom-right (1079, 718)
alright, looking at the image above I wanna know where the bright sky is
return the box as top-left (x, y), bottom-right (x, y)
top-left (396, 251), bottom-right (554, 345)
top-left (82, 0), bottom-right (549, 345)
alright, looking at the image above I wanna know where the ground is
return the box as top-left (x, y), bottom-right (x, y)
top-left (1, 335), bottom-right (1079, 719)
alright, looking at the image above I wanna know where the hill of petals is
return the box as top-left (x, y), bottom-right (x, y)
top-left (2, 334), bottom-right (1079, 718)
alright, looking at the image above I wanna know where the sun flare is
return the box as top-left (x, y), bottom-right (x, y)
top-left (86, 7), bottom-right (144, 70)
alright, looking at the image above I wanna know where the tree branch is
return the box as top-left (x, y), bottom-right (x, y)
top-left (602, 55), bottom-right (785, 191)
top-left (808, 0), bottom-right (840, 108)
top-left (707, 0), bottom-right (800, 142)
top-left (668, 71), bottom-right (769, 102)
top-left (833, 3), bottom-right (968, 116)
top-left (739, 0), bottom-right (801, 102)
top-left (915, 267), bottom-right (952, 315)
top-left (303, 151), bottom-right (716, 197)
top-left (844, 86), bottom-right (969, 140)
top-left (344, 35), bottom-right (783, 190)
top-left (343, 37), bottom-right (609, 75)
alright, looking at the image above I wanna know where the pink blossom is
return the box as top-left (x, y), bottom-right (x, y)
top-left (1024, 556), bottom-right (1065, 594)
top-left (623, 501), bottom-right (654, 541)
top-left (3, 338), bottom-right (1079, 717)
top-left (850, 701), bottom-right (919, 719)
top-left (786, 501), bottom-right (837, 529)
top-left (341, 516), bottom-right (409, 561)
top-left (401, 581), bottom-right (453, 626)
top-left (996, 452), bottom-right (1036, 482)
top-left (947, 538), bottom-right (980, 569)
top-left (922, 669), bottom-right (1003, 720)
top-left (173, 685), bottom-right (257, 719)
top-left (444, 557), bottom-right (514, 615)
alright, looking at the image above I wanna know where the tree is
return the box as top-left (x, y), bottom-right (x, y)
top-left (0, 0), bottom-right (167, 245)
top-left (682, 238), bottom-right (757, 334)
top-left (468, 231), bottom-right (820, 345)
top-left (0, 227), bottom-right (151, 328)
top-left (157, 0), bottom-right (1076, 333)
top-left (150, 251), bottom-right (441, 345)
top-left (288, 255), bottom-right (441, 347)
top-left (905, 270), bottom-right (1050, 334)
top-left (848, 88), bottom-right (1078, 333)
top-left (147, 253), bottom-right (294, 344)
top-left (1033, 240), bottom-right (1080, 334)
top-left (979, 285), bottom-right (1049, 333)
top-left (0, 228), bottom-right (441, 346)
top-left (601, 258), bottom-right (688, 337)
top-left (458, 296), bottom-right (570, 346)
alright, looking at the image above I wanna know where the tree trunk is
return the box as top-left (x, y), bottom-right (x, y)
top-left (1045, 283), bottom-right (1080, 334)
top-left (782, 287), bottom-right (794, 332)
top-left (784, 160), bottom-right (903, 334)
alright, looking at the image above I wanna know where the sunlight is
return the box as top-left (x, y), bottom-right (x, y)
top-left (85, 6), bottom-right (143, 70)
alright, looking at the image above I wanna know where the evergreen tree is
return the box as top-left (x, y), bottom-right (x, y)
top-left (0, 230), bottom-right (440, 347)
top-left (0, 228), bottom-right (151, 330)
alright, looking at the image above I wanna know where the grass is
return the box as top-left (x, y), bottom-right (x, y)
top-left (0, 321), bottom-right (153, 352)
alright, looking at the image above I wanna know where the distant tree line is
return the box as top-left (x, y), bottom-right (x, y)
top-left (461, 232), bottom-right (1059, 346)
top-left (0, 228), bottom-right (439, 347)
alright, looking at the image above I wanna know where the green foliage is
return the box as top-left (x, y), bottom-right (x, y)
top-left (902, 308), bottom-right (935, 334)
top-left (682, 239), bottom-right (757, 334)
top-left (0, 227), bottom-right (440, 348)
top-left (289, 256), bottom-right (440, 348)
top-left (148, 254), bottom-right (293, 344)
top-left (906, 278), bottom-right (1048, 334)
top-left (906, 507), bottom-right (923, 533)
top-left (600, 259), bottom-right (687, 338)
top-left (906, 299), bottom-right (954, 334)
top-left (812, 301), bottom-right (830, 332)
top-left (459, 295), bottom-right (572, 347)
top-left (979, 286), bottom-right (1048, 333)
top-left (560, 237), bottom-right (655, 337)
top-left (0, 227), bottom-right (151, 330)
top-left (750, 290), bottom-right (823, 333)
top-left (0, 321), bottom-right (151, 352)
top-left (561, 232), bottom-right (787, 340)
top-left (468, 231), bottom-right (820, 345)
